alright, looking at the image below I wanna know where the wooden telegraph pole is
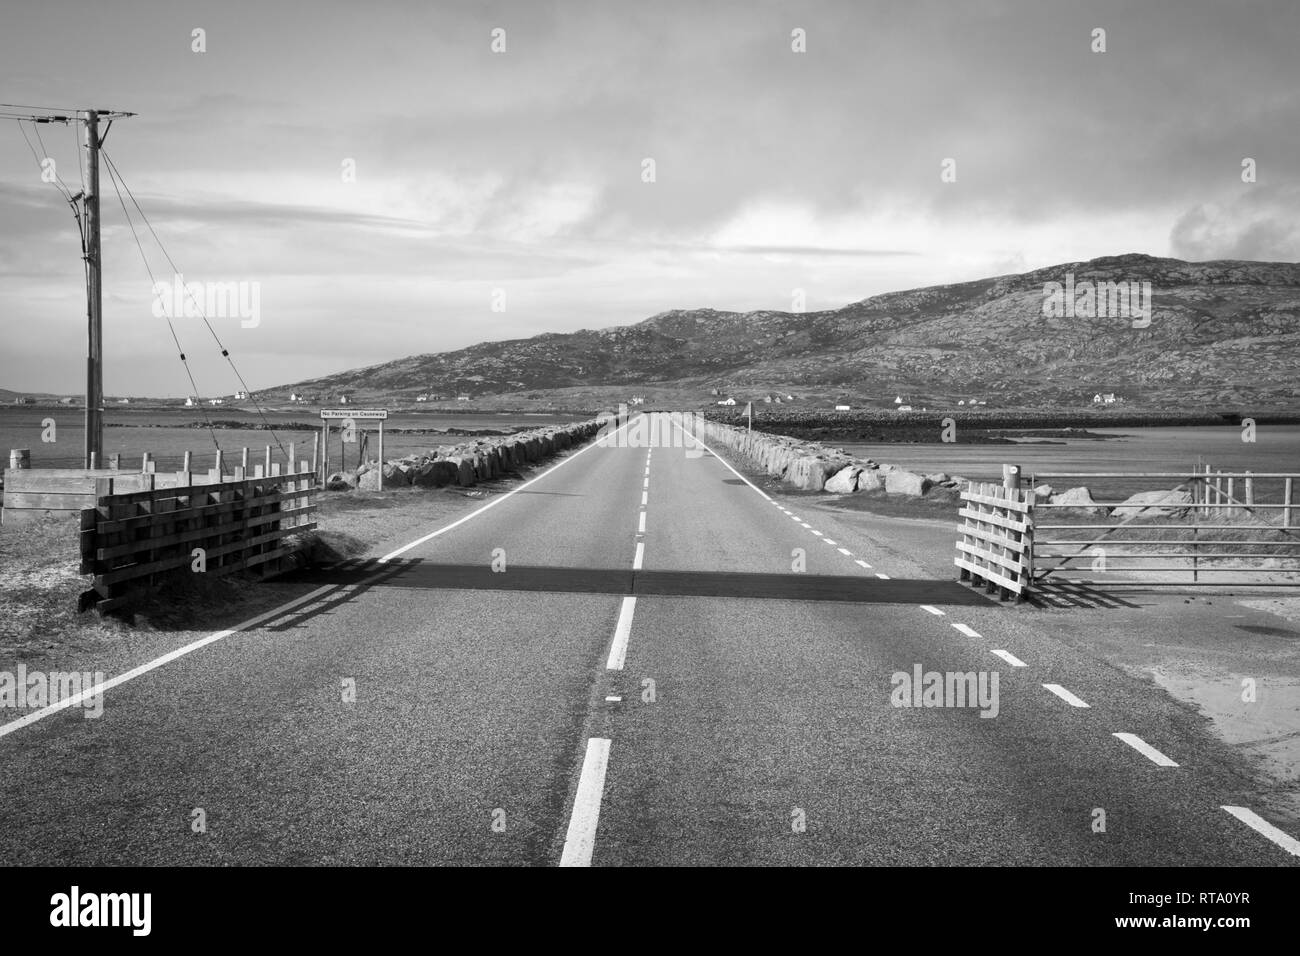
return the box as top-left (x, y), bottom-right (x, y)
top-left (84, 110), bottom-right (103, 469)
top-left (0, 104), bottom-right (134, 468)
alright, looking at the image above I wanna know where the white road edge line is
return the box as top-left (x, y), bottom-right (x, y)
top-left (559, 737), bottom-right (611, 867)
top-left (1113, 732), bottom-right (1179, 767)
top-left (1221, 806), bottom-right (1300, 857)
top-left (1042, 684), bottom-right (1090, 708)
top-left (991, 649), bottom-right (1027, 667)
top-left (0, 583), bottom-right (339, 740)
top-left (606, 596), bottom-right (637, 670)
top-left (380, 419), bottom-right (631, 562)
top-left (920, 605), bottom-right (945, 616)
top-left (951, 622), bottom-right (981, 638)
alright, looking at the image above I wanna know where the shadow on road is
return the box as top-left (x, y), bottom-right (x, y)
top-left (277, 559), bottom-right (995, 606)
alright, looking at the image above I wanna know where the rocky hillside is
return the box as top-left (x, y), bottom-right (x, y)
top-left (268, 254), bottom-right (1300, 408)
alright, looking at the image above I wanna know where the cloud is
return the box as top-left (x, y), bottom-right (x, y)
top-left (1169, 186), bottom-right (1300, 262)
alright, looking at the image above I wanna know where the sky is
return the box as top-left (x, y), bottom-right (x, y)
top-left (1, 0), bottom-right (1297, 396)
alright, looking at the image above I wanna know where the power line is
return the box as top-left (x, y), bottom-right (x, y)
top-left (101, 155), bottom-right (222, 452)
top-left (100, 148), bottom-right (288, 456)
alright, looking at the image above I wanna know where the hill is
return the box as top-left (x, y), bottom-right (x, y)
top-left (266, 254), bottom-right (1300, 409)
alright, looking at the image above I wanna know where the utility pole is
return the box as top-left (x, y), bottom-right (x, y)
top-left (0, 103), bottom-right (133, 468)
top-left (84, 110), bottom-right (103, 469)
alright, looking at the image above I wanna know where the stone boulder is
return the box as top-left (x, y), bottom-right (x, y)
top-left (824, 465), bottom-right (863, 495)
top-left (1052, 486), bottom-right (1106, 515)
top-left (413, 459), bottom-right (458, 487)
top-left (1111, 489), bottom-right (1193, 520)
top-left (856, 468), bottom-right (885, 492)
top-left (325, 471), bottom-right (354, 492)
top-left (884, 470), bottom-right (932, 496)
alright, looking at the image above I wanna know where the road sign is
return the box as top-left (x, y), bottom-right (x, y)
top-left (320, 408), bottom-right (388, 420)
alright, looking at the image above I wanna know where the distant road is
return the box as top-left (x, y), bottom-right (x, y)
top-left (0, 413), bottom-right (1295, 865)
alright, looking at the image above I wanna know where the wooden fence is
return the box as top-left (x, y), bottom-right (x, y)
top-left (3, 442), bottom-right (319, 525)
top-left (955, 473), bottom-right (1036, 603)
top-left (78, 462), bottom-right (317, 613)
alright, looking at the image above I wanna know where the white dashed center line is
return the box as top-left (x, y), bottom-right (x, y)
top-left (606, 596), bottom-right (637, 670)
top-left (920, 605), bottom-right (944, 616)
top-left (837, 547), bottom-right (852, 556)
top-left (1113, 733), bottom-right (1179, 767)
top-left (559, 738), bottom-right (611, 867)
top-left (1042, 684), bottom-right (1090, 708)
top-left (875, 573), bottom-right (890, 580)
top-left (637, 511), bottom-right (646, 534)
top-left (1221, 806), bottom-right (1300, 857)
top-left (951, 623), bottom-right (981, 638)
top-left (991, 649), bottom-right (1027, 667)
top-left (854, 559), bottom-right (872, 569)
top-left (633, 542), bottom-right (645, 570)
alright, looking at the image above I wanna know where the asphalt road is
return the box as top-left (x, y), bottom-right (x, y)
top-left (0, 412), bottom-right (1296, 865)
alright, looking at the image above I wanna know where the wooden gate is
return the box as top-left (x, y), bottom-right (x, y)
top-left (955, 469), bottom-right (1035, 602)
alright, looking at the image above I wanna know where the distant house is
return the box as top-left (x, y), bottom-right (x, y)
top-left (1093, 392), bottom-right (1119, 405)
top-left (835, 404), bottom-right (851, 411)
top-left (456, 394), bottom-right (471, 402)
top-left (896, 404), bottom-right (914, 412)
top-left (629, 396), bottom-right (645, 405)
top-left (208, 398), bottom-right (224, 406)
top-left (415, 394), bottom-right (429, 403)
top-left (710, 388), bottom-right (721, 396)
top-left (14, 397), bottom-right (35, 405)
top-left (957, 400), bottom-right (966, 406)
top-left (234, 390), bottom-right (249, 401)
top-left (58, 397), bottom-right (75, 406)
top-left (117, 398), bottom-right (131, 404)
top-left (894, 396), bottom-right (903, 405)
top-left (717, 397), bottom-right (736, 406)
top-left (338, 394), bottom-right (352, 404)
top-left (185, 396), bottom-right (198, 407)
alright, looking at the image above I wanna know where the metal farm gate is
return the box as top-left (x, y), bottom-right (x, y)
top-left (957, 465), bottom-right (1300, 596)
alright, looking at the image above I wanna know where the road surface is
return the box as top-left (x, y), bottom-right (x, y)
top-left (0, 413), bottom-right (1296, 866)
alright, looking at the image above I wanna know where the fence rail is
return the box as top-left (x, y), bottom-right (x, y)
top-left (78, 462), bottom-right (317, 613)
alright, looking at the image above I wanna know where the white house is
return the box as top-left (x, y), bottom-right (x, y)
top-left (835, 404), bottom-right (851, 411)
top-left (208, 398), bottom-right (224, 406)
top-left (896, 404), bottom-right (914, 412)
top-left (456, 394), bottom-right (471, 402)
top-left (234, 390), bottom-right (248, 401)
top-left (894, 396), bottom-right (904, 405)
top-left (185, 396), bottom-right (198, 407)
top-left (717, 397), bottom-right (736, 406)
top-left (1093, 393), bottom-right (1118, 405)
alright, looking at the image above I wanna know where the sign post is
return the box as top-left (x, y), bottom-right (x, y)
top-left (320, 409), bottom-right (388, 490)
